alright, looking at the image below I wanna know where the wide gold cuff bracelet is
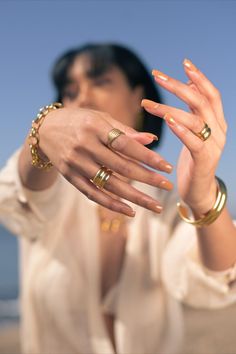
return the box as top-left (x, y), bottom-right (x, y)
top-left (177, 177), bottom-right (227, 227)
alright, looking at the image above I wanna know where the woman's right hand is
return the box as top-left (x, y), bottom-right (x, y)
top-left (39, 107), bottom-right (173, 216)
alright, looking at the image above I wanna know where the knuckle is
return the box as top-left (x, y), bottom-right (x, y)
top-left (62, 148), bottom-right (76, 167)
top-left (118, 161), bottom-right (131, 176)
top-left (82, 114), bottom-right (97, 132)
top-left (76, 135), bottom-right (89, 151)
top-left (199, 97), bottom-right (209, 109)
top-left (212, 87), bottom-right (221, 100)
top-left (112, 135), bottom-right (128, 152)
top-left (193, 118), bottom-right (204, 132)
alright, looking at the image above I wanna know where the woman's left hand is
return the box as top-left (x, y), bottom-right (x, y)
top-left (141, 59), bottom-right (227, 215)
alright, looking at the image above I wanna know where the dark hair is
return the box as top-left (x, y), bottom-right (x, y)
top-left (52, 43), bottom-right (164, 149)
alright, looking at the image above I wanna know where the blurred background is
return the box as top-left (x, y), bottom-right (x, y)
top-left (0, 0), bottom-right (236, 353)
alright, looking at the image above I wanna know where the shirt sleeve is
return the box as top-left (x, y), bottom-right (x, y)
top-left (0, 148), bottom-right (62, 241)
top-left (162, 220), bottom-right (236, 309)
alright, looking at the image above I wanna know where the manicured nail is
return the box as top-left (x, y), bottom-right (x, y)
top-left (152, 69), bottom-right (168, 81)
top-left (141, 99), bottom-right (160, 110)
top-left (183, 58), bottom-right (198, 72)
top-left (153, 204), bottom-right (163, 213)
top-left (164, 113), bottom-right (176, 126)
top-left (147, 200), bottom-right (163, 213)
top-left (160, 180), bottom-right (173, 191)
top-left (123, 207), bottom-right (136, 217)
top-left (145, 133), bottom-right (159, 141)
top-left (159, 160), bottom-right (173, 173)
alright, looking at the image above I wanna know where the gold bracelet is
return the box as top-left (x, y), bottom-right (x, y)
top-left (28, 102), bottom-right (63, 170)
top-left (177, 177), bottom-right (227, 227)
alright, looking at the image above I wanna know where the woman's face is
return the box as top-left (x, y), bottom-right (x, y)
top-left (62, 55), bottom-right (143, 128)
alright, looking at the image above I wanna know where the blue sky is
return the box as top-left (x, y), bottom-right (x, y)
top-left (0, 0), bottom-right (236, 215)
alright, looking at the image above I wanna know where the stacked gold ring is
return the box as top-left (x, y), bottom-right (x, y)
top-left (91, 166), bottom-right (113, 190)
top-left (194, 122), bottom-right (211, 141)
top-left (107, 128), bottom-right (125, 148)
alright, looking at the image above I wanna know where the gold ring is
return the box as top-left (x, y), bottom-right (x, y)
top-left (107, 128), bottom-right (125, 148)
top-left (194, 122), bottom-right (211, 141)
top-left (91, 166), bottom-right (113, 190)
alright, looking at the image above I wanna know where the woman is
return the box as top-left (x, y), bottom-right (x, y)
top-left (0, 43), bottom-right (236, 354)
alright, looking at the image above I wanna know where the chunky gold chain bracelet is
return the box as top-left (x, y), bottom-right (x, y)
top-left (28, 102), bottom-right (63, 170)
top-left (177, 177), bottom-right (227, 227)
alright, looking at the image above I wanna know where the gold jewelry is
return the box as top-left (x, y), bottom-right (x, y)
top-left (107, 128), bottom-right (125, 148)
top-left (98, 206), bottom-right (126, 233)
top-left (194, 122), bottom-right (211, 141)
top-left (177, 177), bottom-right (227, 227)
top-left (91, 166), bottom-right (113, 190)
top-left (28, 102), bottom-right (63, 170)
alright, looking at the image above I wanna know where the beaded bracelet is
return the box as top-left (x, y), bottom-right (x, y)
top-left (28, 103), bottom-right (62, 170)
top-left (177, 177), bottom-right (227, 227)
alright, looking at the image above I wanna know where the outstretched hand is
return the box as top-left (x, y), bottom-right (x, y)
top-left (39, 107), bottom-right (174, 216)
top-left (142, 59), bottom-right (227, 215)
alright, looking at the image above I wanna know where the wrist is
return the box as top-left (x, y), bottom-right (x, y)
top-left (188, 180), bottom-right (218, 217)
top-left (28, 103), bottom-right (62, 170)
top-left (177, 177), bottom-right (227, 228)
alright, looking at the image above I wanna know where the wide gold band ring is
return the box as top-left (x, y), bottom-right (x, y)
top-left (194, 122), bottom-right (211, 141)
top-left (91, 166), bottom-right (113, 190)
top-left (107, 128), bottom-right (125, 148)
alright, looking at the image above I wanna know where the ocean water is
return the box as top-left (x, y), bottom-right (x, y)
top-left (0, 225), bottom-right (19, 325)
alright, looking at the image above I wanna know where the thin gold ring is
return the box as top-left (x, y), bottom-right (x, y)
top-left (91, 166), bottom-right (113, 190)
top-left (107, 128), bottom-right (125, 148)
top-left (194, 122), bottom-right (211, 141)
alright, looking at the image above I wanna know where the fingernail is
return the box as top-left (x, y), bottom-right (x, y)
top-left (159, 160), bottom-right (173, 173)
top-left (160, 180), bottom-right (173, 191)
top-left (152, 69), bottom-right (168, 81)
top-left (148, 201), bottom-right (163, 214)
top-left (141, 99), bottom-right (160, 110)
top-left (164, 113), bottom-right (176, 126)
top-left (154, 205), bottom-right (163, 213)
top-left (183, 58), bottom-right (198, 72)
top-left (145, 133), bottom-right (159, 141)
top-left (124, 207), bottom-right (136, 217)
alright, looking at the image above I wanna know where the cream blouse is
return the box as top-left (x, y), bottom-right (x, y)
top-left (1, 149), bottom-right (236, 354)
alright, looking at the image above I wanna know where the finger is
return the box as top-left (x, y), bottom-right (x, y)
top-left (186, 81), bottom-right (200, 114)
top-left (141, 99), bottom-right (205, 135)
top-left (65, 173), bottom-right (136, 217)
top-left (90, 142), bottom-right (173, 191)
top-left (96, 124), bottom-right (173, 174)
top-left (66, 159), bottom-right (164, 214)
top-left (102, 174), bottom-right (163, 214)
top-left (182, 59), bottom-right (227, 132)
top-left (101, 112), bottom-right (159, 145)
top-left (163, 113), bottom-right (206, 157)
top-left (152, 68), bottom-right (217, 128)
top-left (141, 98), bottom-right (225, 143)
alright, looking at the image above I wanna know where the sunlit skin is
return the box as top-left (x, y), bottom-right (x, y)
top-left (141, 59), bottom-right (236, 273)
top-left (62, 55), bottom-right (144, 129)
top-left (20, 51), bottom-right (177, 220)
top-left (60, 56), bottom-right (236, 349)
top-left (60, 54), bottom-right (236, 274)
top-left (17, 53), bottom-right (236, 352)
